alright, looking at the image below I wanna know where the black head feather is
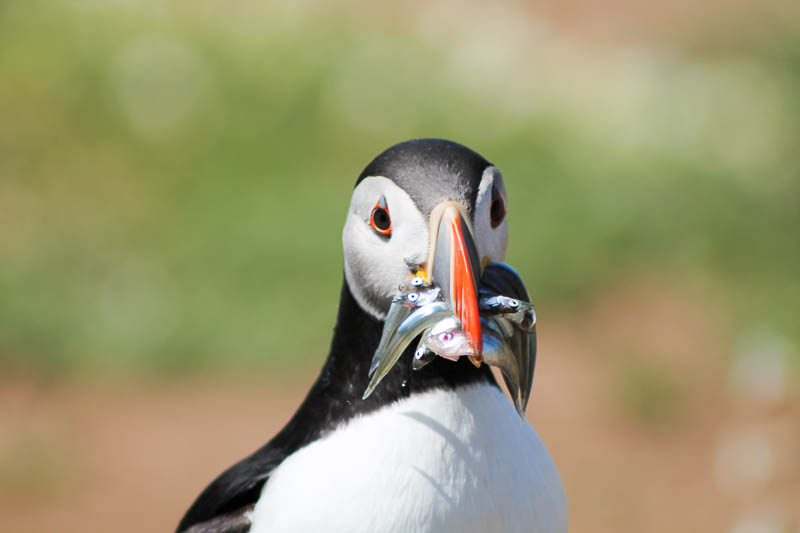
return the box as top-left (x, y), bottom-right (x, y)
top-left (357, 138), bottom-right (492, 217)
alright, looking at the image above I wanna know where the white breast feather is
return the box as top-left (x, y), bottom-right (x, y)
top-left (248, 383), bottom-right (567, 533)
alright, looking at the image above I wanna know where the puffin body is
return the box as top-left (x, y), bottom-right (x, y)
top-left (249, 383), bottom-right (565, 533)
top-left (177, 139), bottom-right (567, 533)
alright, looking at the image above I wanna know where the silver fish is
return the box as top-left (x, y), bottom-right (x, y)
top-left (423, 316), bottom-right (525, 418)
top-left (411, 334), bottom-right (436, 371)
top-left (369, 277), bottom-right (442, 385)
top-left (423, 316), bottom-right (474, 358)
top-left (479, 292), bottom-right (532, 314)
top-left (395, 276), bottom-right (442, 308)
top-left (479, 290), bottom-right (535, 331)
top-left (363, 300), bottom-right (451, 399)
top-left (480, 262), bottom-right (536, 412)
top-left (482, 322), bottom-right (524, 419)
top-left (364, 263), bottom-right (537, 416)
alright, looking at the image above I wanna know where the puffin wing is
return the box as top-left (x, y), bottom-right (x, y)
top-left (176, 444), bottom-right (287, 533)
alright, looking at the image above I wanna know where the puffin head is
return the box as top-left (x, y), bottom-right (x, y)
top-left (342, 138), bottom-right (509, 354)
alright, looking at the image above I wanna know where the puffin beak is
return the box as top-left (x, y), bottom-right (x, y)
top-left (426, 202), bottom-right (483, 363)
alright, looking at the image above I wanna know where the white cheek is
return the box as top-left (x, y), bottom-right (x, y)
top-left (343, 216), bottom-right (409, 318)
top-left (475, 217), bottom-right (508, 264)
top-left (343, 177), bottom-right (429, 319)
top-left (473, 167), bottom-right (508, 264)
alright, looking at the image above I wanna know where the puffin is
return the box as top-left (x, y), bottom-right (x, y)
top-left (176, 139), bottom-right (568, 533)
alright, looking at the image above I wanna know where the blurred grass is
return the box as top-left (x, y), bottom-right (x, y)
top-left (616, 361), bottom-right (684, 429)
top-left (0, 1), bottom-right (798, 376)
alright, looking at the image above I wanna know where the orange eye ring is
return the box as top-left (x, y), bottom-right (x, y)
top-left (370, 202), bottom-right (392, 236)
top-left (490, 190), bottom-right (506, 228)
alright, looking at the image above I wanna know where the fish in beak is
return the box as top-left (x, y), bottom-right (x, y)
top-left (423, 315), bottom-right (525, 418)
top-left (363, 202), bottom-right (484, 398)
top-left (479, 262), bottom-right (537, 413)
top-left (363, 201), bottom-right (538, 417)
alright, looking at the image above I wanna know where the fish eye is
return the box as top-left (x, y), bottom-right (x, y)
top-left (370, 197), bottom-right (392, 236)
top-left (407, 293), bottom-right (419, 302)
top-left (490, 186), bottom-right (506, 228)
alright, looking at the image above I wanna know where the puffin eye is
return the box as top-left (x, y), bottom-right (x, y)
top-left (369, 196), bottom-right (392, 236)
top-left (490, 186), bottom-right (506, 228)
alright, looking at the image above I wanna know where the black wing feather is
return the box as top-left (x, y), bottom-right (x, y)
top-left (181, 505), bottom-right (255, 533)
top-left (176, 444), bottom-right (287, 532)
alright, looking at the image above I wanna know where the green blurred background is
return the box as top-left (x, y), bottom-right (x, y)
top-left (1, 1), bottom-right (798, 376)
top-left (1, 1), bottom-right (798, 532)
